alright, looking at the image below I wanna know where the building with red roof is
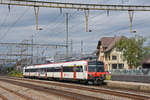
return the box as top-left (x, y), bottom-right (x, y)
top-left (97, 36), bottom-right (129, 71)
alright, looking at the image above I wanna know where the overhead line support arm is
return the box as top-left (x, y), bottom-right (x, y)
top-left (34, 6), bottom-right (39, 30)
top-left (128, 10), bottom-right (134, 33)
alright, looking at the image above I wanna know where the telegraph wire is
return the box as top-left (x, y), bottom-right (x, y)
top-left (0, 7), bottom-right (30, 41)
top-left (34, 10), bottom-right (81, 43)
top-left (0, 6), bottom-right (12, 35)
top-left (32, 14), bottom-right (65, 43)
top-left (85, 15), bottom-right (150, 41)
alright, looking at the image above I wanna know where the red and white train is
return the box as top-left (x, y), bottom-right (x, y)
top-left (23, 60), bottom-right (106, 85)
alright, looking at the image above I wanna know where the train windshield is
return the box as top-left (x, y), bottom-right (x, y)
top-left (88, 61), bottom-right (104, 72)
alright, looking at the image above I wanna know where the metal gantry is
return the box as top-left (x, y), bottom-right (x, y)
top-left (1, 0), bottom-right (150, 32)
top-left (1, 0), bottom-right (150, 11)
top-left (0, 42), bottom-right (67, 66)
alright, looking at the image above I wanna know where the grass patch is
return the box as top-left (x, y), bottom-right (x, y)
top-left (106, 74), bottom-right (111, 80)
top-left (9, 70), bottom-right (23, 78)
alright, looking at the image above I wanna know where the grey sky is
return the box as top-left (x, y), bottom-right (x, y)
top-left (0, 0), bottom-right (150, 57)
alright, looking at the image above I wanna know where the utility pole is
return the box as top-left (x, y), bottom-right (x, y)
top-left (37, 46), bottom-right (39, 64)
top-left (70, 40), bottom-right (73, 56)
top-left (66, 13), bottom-right (69, 57)
top-left (31, 35), bottom-right (33, 65)
top-left (81, 40), bottom-right (83, 55)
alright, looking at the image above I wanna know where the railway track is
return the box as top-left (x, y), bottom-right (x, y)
top-left (6, 77), bottom-right (150, 100)
top-left (0, 77), bottom-right (105, 100)
top-left (0, 77), bottom-right (150, 100)
top-left (0, 94), bottom-right (8, 100)
top-left (0, 85), bottom-right (33, 100)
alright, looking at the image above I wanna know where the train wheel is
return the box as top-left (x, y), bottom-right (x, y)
top-left (97, 80), bottom-right (103, 85)
top-left (88, 81), bottom-right (94, 85)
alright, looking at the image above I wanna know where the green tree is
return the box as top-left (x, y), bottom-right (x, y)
top-left (115, 35), bottom-right (150, 68)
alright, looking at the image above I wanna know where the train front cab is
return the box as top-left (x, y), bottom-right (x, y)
top-left (86, 61), bottom-right (106, 85)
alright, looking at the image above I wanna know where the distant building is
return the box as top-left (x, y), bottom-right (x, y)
top-left (96, 36), bottom-right (128, 71)
top-left (142, 55), bottom-right (150, 68)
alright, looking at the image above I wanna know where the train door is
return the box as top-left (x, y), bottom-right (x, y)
top-left (83, 64), bottom-right (88, 80)
top-left (76, 65), bottom-right (84, 80)
top-left (40, 68), bottom-right (45, 77)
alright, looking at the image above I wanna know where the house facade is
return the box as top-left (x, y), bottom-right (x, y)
top-left (97, 36), bottom-right (128, 71)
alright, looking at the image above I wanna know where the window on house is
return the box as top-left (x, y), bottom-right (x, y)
top-left (112, 64), bottom-right (117, 69)
top-left (119, 64), bottom-right (124, 69)
top-left (112, 56), bottom-right (117, 60)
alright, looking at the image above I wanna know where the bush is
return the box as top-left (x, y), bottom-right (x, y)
top-left (9, 70), bottom-right (23, 78)
top-left (106, 74), bottom-right (111, 80)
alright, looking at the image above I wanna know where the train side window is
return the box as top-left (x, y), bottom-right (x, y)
top-left (76, 66), bottom-right (83, 72)
top-left (47, 67), bottom-right (53, 72)
top-left (28, 69), bottom-right (31, 72)
top-left (63, 66), bottom-right (73, 72)
top-left (32, 69), bottom-right (37, 72)
top-left (40, 68), bottom-right (44, 72)
top-left (76, 67), bottom-right (80, 72)
top-left (35, 69), bottom-right (39, 72)
top-left (80, 66), bottom-right (83, 72)
top-left (54, 67), bottom-right (61, 72)
top-left (47, 67), bottom-right (61, 72)
top-left (25, 69), bottom-right (28, 72)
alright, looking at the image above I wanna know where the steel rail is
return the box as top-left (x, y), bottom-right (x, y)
top-left (7, 77), bottom-right (150, 100)
top-left (0, 78), bottom-right (105, 100)
top-left (0, 85), bottom-right (33, 100)
top-left (0, 94), bottom-right (8, 100)
top-left (1, 0), bottom-right (150, 11)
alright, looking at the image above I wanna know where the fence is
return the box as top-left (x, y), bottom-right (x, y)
top-left (110, 69), bottom-right (150, 83)
top-left (110, 69), bottom-right (150, 76)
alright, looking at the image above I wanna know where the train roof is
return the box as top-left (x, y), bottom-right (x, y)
top-left (24, 60), bottom-right (88, 69)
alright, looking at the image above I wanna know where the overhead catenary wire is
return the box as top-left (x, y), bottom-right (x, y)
top-left (34, 10), bottom-right (81, 43)
top-left (0, 0), bottom-right (149, 45)
top-left (34, 9), bottom-right (150, 47)
top-left (0, 7), bottom-right (11, 34)
top-left (51, 10), bottom-right (150, 53)
top-left (85, 15), bottom-right (150, 41)
top-left (32, 14), bottom-right (65, 44)
top-left (47, 10), bottom-right (105, 37)
top-left (0, 7), bottom-right (30, 41)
